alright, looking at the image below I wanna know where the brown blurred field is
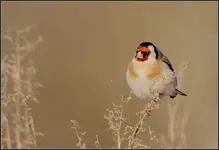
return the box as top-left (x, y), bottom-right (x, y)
top-left (1, 1), bottom-right (218, 148)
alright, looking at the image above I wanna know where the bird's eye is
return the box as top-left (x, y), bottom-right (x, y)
top-left (141, 51), bottom-right (151, 56)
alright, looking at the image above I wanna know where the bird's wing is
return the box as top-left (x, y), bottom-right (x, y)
top-left (157, 48), bottom-right (178, 87)
top-left (157, 49), bottom-right (174, 72)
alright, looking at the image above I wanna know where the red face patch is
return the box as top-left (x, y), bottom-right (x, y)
top-left (137, 46), bottom-right (150, 52)
top-left (136, 45), bottom-right (150, 62)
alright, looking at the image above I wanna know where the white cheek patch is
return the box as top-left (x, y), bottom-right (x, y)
top-left (148, 45), bottom-right (156, 61)
top-left (148, 45), bottom-right (154, 52)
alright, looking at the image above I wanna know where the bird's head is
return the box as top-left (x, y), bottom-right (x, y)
top-left (135, 42), bottom-right (159, 62)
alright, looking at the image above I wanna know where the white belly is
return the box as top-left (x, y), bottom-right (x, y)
top-left (126, 68), bottom-right (174, 100)
top-left (126, 72), bottom-right (154, 100)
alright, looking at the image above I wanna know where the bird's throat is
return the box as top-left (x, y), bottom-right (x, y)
top-left (136, 56), bottom-right (148, 62)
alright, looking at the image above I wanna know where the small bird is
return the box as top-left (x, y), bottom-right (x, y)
top-left (126, 42), bottom-right (187, 101)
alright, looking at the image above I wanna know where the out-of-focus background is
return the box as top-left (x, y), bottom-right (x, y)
top-left (2, 2), bottom-right (218, 148)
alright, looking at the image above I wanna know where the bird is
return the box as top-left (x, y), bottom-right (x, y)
top-left (126, 42), bottom-right (187, 101)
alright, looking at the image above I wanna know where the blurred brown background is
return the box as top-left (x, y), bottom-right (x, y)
top-left (2, 2), bottom-right (218, 148)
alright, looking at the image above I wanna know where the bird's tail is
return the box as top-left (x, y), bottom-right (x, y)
top-left (176, 89), bottom-right (187, 96)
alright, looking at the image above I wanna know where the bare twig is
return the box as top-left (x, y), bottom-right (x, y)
top-left (103, 91), bottom-right (159, 149)
top-left (94, 135), bottom-right (101, 149)
top-left (70, 120), bottom-right (87, 149)
top-left (104, 92), bottom-right (132, 148)
top-left (14, 28), bottom-right (22, 149)
top-left (128, 92), bottom-right (160, 149)
top-left (2, 114), bottom-right (12, 148)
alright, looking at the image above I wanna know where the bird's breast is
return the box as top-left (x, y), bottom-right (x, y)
top-left (126, 60), bottom-right (168, 100)
top-left (127, 59), bottom-right (164, 80)
top-left (145, 60), bottom-right (164, 79)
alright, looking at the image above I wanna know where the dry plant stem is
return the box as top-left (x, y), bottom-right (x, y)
top-left (114, 94), bottom-right (131, 148)
top-left (1, 61), bottom-right (12, 148)
top-left (24, 108), bottom-right (31, 147)
top-left (129, 98), bottom-right (158, 148)
top-left (14, 31), bottom-right (22, 149)
top-left (1, 55), bottom-right (8, 74)
top-left (75, 128), bottom-right (84, 148)
top-left (103, 93), bottom-right (132, 148)
top-left (164, 60), bottom-right (190, 148)
top-left (29, 114), bottom-right (37, 148)
top-left (116, 102), bottom-right (124, 149)
top-left (2, 25), bottom-right (43, 148)
top-left (71, 120), bottom-right (87, 149)
top-left (2, 114), bottom-right (12, 148)
top-left (71, 120), bottom-right (103, 149)
top-left (103, 92), bottom-right (157, 149)
top-left (134, 100), bottom-right (154, 136)
top-left (94, 135), bottom-right (101, 149)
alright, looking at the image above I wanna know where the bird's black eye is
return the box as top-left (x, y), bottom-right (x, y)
top-left (141, 51), bottom-right (151, 57)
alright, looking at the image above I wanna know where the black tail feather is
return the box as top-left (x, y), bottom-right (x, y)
top-left (176, 89), bottom-right (187, 96)
top-left (169, 89), bottom-right (187, 99)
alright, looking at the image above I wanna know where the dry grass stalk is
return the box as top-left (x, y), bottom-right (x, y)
top-left (160, 60), bottom-right (191, 148)
top-left (94, 135), bottom-right (101, 149)
top-left (70, 120), bottom-right (87, 149)
top-left (1, 24), bottom-right (44, 148)
top-left (102, 90), bottom-right (160, 149)
top-left (70, 120), bottom-right (103, 149)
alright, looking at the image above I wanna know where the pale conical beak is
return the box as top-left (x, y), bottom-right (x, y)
top-left (136, 51), bottom-right (143, 59)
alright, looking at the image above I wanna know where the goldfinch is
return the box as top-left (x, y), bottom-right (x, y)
top-left (126, 42), bottom-right (187, 101)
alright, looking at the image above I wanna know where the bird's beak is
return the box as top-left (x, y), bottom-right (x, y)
top-left (136, 51), bottom-right (143, 59)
